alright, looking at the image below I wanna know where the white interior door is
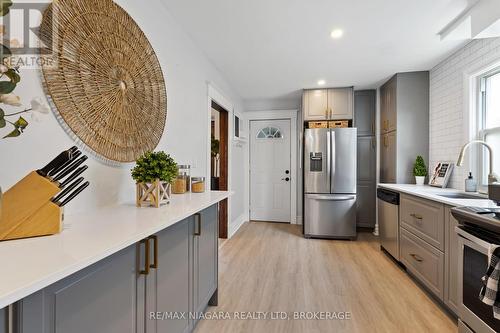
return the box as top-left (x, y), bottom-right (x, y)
top-left (250, 119), bottom-right (291, 222)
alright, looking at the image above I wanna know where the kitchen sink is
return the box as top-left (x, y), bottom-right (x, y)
top-left (437, 193), bottom-right (485, 199)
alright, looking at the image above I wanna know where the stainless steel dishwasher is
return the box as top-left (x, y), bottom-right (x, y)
top-left (377, 188), bottom-right (400, 261)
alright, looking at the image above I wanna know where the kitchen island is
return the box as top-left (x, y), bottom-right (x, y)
top-left (0, 190), bottom-right (230, 333)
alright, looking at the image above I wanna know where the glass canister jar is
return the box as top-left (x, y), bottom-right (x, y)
top-left (178, 165), bottom-right (191, 191)
top-left (191, 177), bottom-right (206, 193)
top-left (172, 174), bottom-right (187, 194)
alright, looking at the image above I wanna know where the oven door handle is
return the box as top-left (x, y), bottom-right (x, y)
top-left (455, 226), bottom-right (493, 251)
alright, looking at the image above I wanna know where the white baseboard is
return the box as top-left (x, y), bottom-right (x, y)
top-left (228, 213), bottom-right (247, 238)
top-left (296, 216), bottom-right (303, 225)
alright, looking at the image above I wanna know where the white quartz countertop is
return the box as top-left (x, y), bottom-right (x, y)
top-left (0, 191), bottom-right (231, 309)
top-left (378, 184), bottom-right (498, 208)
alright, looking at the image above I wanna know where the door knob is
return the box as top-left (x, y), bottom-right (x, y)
top-left (285, 170), bottom-right (290, 174)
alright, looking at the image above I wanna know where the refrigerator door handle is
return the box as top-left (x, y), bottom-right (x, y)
top-left (330, 130), bottom-right (336, 191)
top-left (326, 130), bottom-right (331, 180)
top-left (310, 195), bottom-right (356, 201)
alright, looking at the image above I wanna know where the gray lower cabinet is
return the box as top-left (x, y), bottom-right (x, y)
top-left (17, 204), bottom-right (219, 333)
top-left (148, 217), bottom-right (192, 333)
top-left (1, 307), bottom-right (5, 333)
top-left (397, 193), bottom-right (460, 315)
top-left (20, 245), bottom-right (140, 333)
top-left (192, 205), bottom-right (218, 316)
top-left (356, 183), bottom-right (375, 227)
top-left (356, 138), bottom-right (376, 227)
top-left (444, 206), bottom-right (459, 315)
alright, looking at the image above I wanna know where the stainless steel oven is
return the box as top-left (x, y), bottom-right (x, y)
top-left (457, 225), bottom-right (500, 333)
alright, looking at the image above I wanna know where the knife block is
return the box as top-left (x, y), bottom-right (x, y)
top-left (0, 171), bottom-right (64, 241)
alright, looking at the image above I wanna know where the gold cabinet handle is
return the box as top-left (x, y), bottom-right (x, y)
top-left (410, 213), bottom-right (423, 220)
top-left (194, 213), bottom-right (201, 236)
top-left (139, 238), bottom-right (150, 275)
top-left (410, 253), bottom-right (424, 262)
top-left (383, 135), bottom-right (388, 147)
top-left (148, 235), bottom-right (158, 269)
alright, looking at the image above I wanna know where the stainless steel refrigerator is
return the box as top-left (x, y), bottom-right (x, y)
top-left (304, 127), bottom-right (357, 239)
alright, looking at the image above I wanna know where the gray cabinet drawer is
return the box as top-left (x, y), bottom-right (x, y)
top-left (401, 228), bottom-right (444, 300)
top-left (400, 194), bottom-right (444, 251)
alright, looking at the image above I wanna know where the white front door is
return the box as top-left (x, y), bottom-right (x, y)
top-left (250, 119), bottom-right (291, 223)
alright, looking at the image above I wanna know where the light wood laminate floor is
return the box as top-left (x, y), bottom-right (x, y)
top-left (195, 221), bottom-right (457, 333)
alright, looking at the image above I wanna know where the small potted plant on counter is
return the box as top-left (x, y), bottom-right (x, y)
top-left (413, 155), bottom-right (427, 186)
top-left (132, 151), bottom-right (178, 207)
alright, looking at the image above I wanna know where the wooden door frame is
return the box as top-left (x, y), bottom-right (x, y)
top-left (246, 110), bottom-right (298, 224)
top-left (207, 84), bottom-right (233, 239)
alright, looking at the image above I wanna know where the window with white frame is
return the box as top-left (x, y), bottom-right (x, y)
top-left (477, 69), bottom-right (500, 188)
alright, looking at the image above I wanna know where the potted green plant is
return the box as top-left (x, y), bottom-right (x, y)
top-left (413, 155), bottom-right (427, 186)
top-left (131, 151), bottom-right (178, 207)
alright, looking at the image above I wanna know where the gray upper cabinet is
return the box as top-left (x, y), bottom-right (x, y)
top-left (380, 77), bottom-right (397, 134)
top-left (354, 90), bottom-right (376, 136)
top-left (444, 206), bottom-right (459, 315)
top-left (303, 88), bottom-right (353, 121)
top-left (379, 72), bottom-right (429, 184)
top-left (357, 137), bottom-right (376, 182)
top-left (20, 245), bottom-right (139, 333)
top-left (192, 205), bottom-right (218, 315)
top-left (380, 131), bottom-right (397, 184)
top-left (303, 89), bottom-right (329, 120)
top-left (328, 88), bottom-right (353, 120)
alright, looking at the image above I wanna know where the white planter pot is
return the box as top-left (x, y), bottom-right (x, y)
top-left (415, 176), bottom-right (425, 186)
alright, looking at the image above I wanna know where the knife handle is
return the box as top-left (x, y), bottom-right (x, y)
top-left (60, 165), bottom-right (88, 188)
top-left (37, 150), bottom-right (72, 177)
top-left (54, 156), bottom-right (88, 182)
top-left (52, 177), bottom-right (84, 203)
top-left (59, 181), bottom-right (90, 207)
top-left (49, 150), bottom-right (82, 177)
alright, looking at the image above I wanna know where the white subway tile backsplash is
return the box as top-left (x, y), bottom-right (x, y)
top-left (430, 37), bottom-right (500, 190)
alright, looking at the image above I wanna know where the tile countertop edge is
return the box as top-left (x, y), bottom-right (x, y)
top-left (0, 190), bottom-right (232, 309)
top-left (377, 183), bottom-right (497, 208)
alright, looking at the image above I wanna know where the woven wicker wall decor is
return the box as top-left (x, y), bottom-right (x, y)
top-left (39, 0), bottom-right (167, 163)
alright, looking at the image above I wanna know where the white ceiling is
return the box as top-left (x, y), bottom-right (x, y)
top-left (161, 0), bottom-right (473, 104)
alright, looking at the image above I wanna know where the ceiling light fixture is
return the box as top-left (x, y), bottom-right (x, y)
top-left (317, 80), bottom-right (326, 86)
top-left (330, 29), bottom-right (344, 39)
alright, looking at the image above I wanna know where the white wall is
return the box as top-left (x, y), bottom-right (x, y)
top-left (430, 37), bottom-right (500, 189)
top-left (0, 0), bottom-right (246, 228)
